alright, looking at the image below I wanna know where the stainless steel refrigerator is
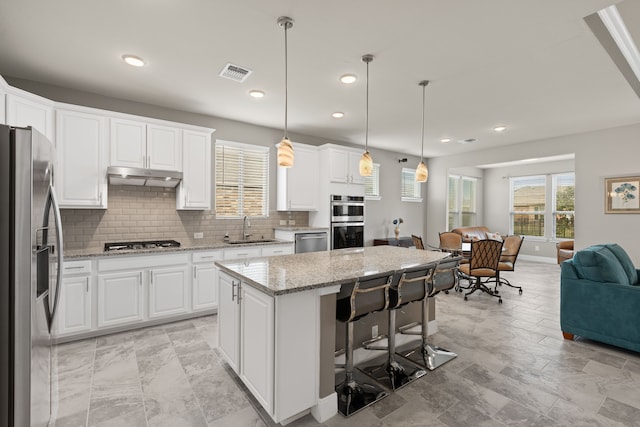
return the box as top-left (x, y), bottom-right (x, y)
top-left (0, 125), bottom-right (63, 427)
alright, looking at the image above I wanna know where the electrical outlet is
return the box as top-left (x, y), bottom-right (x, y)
top-left (280, 220), bottom-right (287, 225)
top-left (371, 325), bottom-right (378, 338)
top-left (535, 245), bottom-right (540, 251)
top-left (194, 232), bottom-right (204, 239)
top-left (288, 219), bottom-right (296, 225)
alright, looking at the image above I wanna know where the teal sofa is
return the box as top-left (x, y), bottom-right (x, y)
top-left (560, 243), bottom-right (640, 353)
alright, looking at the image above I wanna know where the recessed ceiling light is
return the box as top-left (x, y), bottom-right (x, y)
top-left (331, 112), bottom-right (345, 118)
top-left (440, 138), bottom-right (452, 144)
top-left (493, 125), bottom-right (507, 132)
top-left (122, 54), bottom-right (145, 67)
top-left (249, 90), bottom-right (265, 98)
top-left (340, 74), bottom-right (357, 84)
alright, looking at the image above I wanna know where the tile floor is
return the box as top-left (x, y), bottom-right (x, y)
top-left (52, 260), bottom-right (640, 427)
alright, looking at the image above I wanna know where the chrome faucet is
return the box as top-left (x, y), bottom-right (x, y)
top-left (242, 215), bottom-right (251, 240)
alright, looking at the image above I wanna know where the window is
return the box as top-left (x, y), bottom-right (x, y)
top-left (510, 172), bottom-right (574, 239)
top-left (364, 163), bottom-right (381, 200)
top-left (553, 173), bottom-right (575, 239)
top-left (447, 175), bottom-right (478, 229)
top-left (401, 168), bottom-right (422, 202)
top-left (215, 140), bottom-right (269, 218)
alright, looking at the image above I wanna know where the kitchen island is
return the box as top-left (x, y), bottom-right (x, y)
top-left (215, 246), bottom-right (451, 424)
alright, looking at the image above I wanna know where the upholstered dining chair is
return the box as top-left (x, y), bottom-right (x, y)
top-left (411, 235), bottom-right (425, 249)
top-left (493, 235), bottom-right (524, 295)
top-left (458, 239), bottom-right (504, 303)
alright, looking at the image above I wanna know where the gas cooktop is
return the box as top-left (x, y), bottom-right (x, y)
top-left (104, 240), bottom-right (181, 252)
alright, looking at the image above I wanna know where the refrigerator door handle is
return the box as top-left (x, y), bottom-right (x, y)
top-left (46, 184), bottom-right (64, 331)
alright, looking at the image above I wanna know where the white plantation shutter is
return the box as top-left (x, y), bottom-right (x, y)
top-left (364, 163), bottom-right (381, 199)
top-left (401, 168), bottom-right (422, 202)
top-left (215, 140), bottom-right (269, 218)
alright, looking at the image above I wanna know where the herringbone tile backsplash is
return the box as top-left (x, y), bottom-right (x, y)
top-left (61, 185), bottom-right (308, 252)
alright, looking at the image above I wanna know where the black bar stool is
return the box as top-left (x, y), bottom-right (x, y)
top-left (361, 264), bottom-right (436, 390)
top-left (398, 256), bottom-right (461, 370)
top-left (335, 271), bottom-right (396, 417)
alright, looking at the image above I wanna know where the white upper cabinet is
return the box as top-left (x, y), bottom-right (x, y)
top-left (110, 118), bottom-right (182, 171)
top-left (177, 130), bottom-right (212, 210)
top-left (276, 142), bottom-right (318, 211)
top-left (328, 146), bottom-right (364, 185)
top-left (6, 92), bottom-right (54, 142)
top-left (56, 108), bottom-right (108, 209)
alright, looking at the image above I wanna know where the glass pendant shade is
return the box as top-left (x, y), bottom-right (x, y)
top-left (415, 160), bottom-right (428, 182)
top-left (278, 137), bottom-right (294, 168)
top-left (359, 151), bottom-right (373, 176)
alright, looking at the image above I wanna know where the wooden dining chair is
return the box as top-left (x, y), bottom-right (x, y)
top-left (458, 239), bottom-right (504, 303)
top-left (411, 235), bottom-right (425, 250)
top-left (493, 235), bottom-right (524, 295)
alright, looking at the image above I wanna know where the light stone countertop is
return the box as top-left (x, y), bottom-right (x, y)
top-left (215, 246), bottom-right (453, 296)
top-left (64, 240), bottom-right (293, 260)
top-left (273, 226), bottom-right (329, 232)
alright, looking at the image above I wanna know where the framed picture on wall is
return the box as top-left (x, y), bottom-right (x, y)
top-left (605, 175), bottom-right (640, 213)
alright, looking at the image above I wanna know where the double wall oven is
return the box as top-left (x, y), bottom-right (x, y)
top-left (330, 195), bottom-right (365, 249)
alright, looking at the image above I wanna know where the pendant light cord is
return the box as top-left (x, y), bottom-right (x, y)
top-left (284, 24), bottom-right (288, 139)
top-left (420, 83), bottom-right (425, 162)
top-left (365, 59), bottom-right (369, 152)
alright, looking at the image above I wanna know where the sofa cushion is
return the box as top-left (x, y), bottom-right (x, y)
top-left (486, 231), bottom-right (502, 241)
top-left (602, 244), bottom-right (638, 285)
top-left (573, 246), bottom-right (630, 285)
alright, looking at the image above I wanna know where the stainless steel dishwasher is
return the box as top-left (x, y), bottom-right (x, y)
top-left (295, 232), bottom-right (328, 253)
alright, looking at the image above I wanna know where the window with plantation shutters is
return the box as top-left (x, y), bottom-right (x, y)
top-left (364, 163), bottom-right (381, 200)
top-left (401, 168), bottom-right (422, 202)
top-left (215, 140), bottom-right (269, 218)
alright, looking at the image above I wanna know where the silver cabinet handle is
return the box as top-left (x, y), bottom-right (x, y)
top-left (139, 271), bottom-right (142, 285)
top-left (300, 235), bottom-right (326, 240)
top-left (64, 266), bottom-right (84, 270)
top-left (193, 266), bottom-right (197, 279)
top-left (237, 282), bottom-right (242, 304)
top-left (231, 280), bottom-right (237, 301)
top-left (147, 155), bottom-right (151, 168)
top-left (86, 278), bottom-right (88, 293)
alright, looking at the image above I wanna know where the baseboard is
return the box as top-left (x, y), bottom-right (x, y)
top-left (519, 254), bottom-right (557, 264)
top-left (310, 392), bottom-right (337, 423)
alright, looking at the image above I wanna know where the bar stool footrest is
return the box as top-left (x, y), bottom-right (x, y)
top-left (360, 353), bottom-right (427, 391)
top-left (335, 369), bottom-right (389, 417)
top-left (398, 342), bottom-right (457, 371)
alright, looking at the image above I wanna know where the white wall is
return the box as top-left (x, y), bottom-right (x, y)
top-left (427, 122), bottom-right (640, 263)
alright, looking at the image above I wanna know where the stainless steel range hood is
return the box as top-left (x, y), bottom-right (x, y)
top-left (107, 166), bottom-right (183, 188)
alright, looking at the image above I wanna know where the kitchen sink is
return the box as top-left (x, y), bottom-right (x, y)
top-left (227, 239), bottom-right (277, 244)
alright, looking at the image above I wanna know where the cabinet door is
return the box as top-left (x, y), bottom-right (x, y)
top-left (57, 276), bottom-right (92, 335)
top-left (277, 143), bottom-right (318, 211)
top-left (348, 151), bottom-right (365, 185)
top-left (218, 272), bottom-right (240, 371)
top-left (193, 264), bottom-right (217, 311)
top-left (110, 118), bottom-right (146, 168)
top-left (56, 109), bottom-right (108, 208)
top-left (328, 148), bottom-right (349, 183)
top-left (147, 124), bottom-right (182, 171)
top-left (6, 93), bottom-right (54, 141)
top-left (240, 284), bottom-right (274, 413)
top-left (149, 266), bottom-right (188, 318)
top-left (177, 130), bottom-right (211, 210)
top-left (0, 90), bottom-right (5, 124)
top-left (97, 271), bottom-right (143, 327)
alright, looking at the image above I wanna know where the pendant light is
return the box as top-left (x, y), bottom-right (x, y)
top-left (415, 80), bottom-right (430, 182)
top-left (277, 16), bottom-right (294, 167)
top-left (359, 54), bottom-right (374, 176)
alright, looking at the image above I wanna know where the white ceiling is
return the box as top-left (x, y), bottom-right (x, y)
top-left (1, 0), bottom-right (639, 159)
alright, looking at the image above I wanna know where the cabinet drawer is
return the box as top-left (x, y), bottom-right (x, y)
top-left (224, 247), bottom-right (261, 260)
top-left (193, 250), bottom-right (223, 263)
top-left (63, 260), bottom-right (92, 275)
top-left (261, 245), bottom-right (293, 257)
top-left (98, 253), bottom-right (189, 272)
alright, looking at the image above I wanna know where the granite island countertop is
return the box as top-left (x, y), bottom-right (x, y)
top-left (64, 239), bottom-right (293, 260)
top-left (215, 246), bottom-right (452, 296)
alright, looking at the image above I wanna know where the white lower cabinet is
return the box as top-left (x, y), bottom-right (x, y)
top-left (57, 261), bottom-right (92, 336)
top-left (218, 271), bottom-right (240, 371)
top-left (192, 250), bottom-right (222, 311)
top-left (97, 271), bottom-right (144, 327)
top-left (149, 266), bottom-right (188, 318)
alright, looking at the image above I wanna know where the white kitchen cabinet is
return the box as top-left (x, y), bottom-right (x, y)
top-left (240, 283), bottom-right (274, 412)
top-left (192, 250), bottom-right (223, 311)
top-left (276, 142), bottom-right (318, 211)
top-left (55, 108), bottom-right (108, 208)
top-left (97, 271), bottom-right (144, 328)
top-left (110, 118), bottom-right (182, 171)
top-left (57, 260), bottom-right (93, 336)
top-left (0, 89), bottom-right (5, 124)
top-left (177, 130), bottom-right (212, 210)
top-left (149, 266), bottom-right (188, 318)
top-left (218, 271), bottom-right (241, 371)
top-left (224, 247), bottom-right (262, 260)
top-left (327, 146), bottom-right (364, 185)
top-left (6, 92), bottom-right (54, 142)
top-left (260, 244), bottom-right (294, 257)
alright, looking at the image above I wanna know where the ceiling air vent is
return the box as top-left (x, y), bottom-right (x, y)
top-left (219, 63), bottom-right (253, 82)
top-left (457, 138), bottom-right (478, 144)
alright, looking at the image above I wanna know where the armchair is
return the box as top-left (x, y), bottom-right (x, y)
top-left (557, 240), bottom-right (574, 264)
top-left (560, 243), bottom-right (640, 352)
